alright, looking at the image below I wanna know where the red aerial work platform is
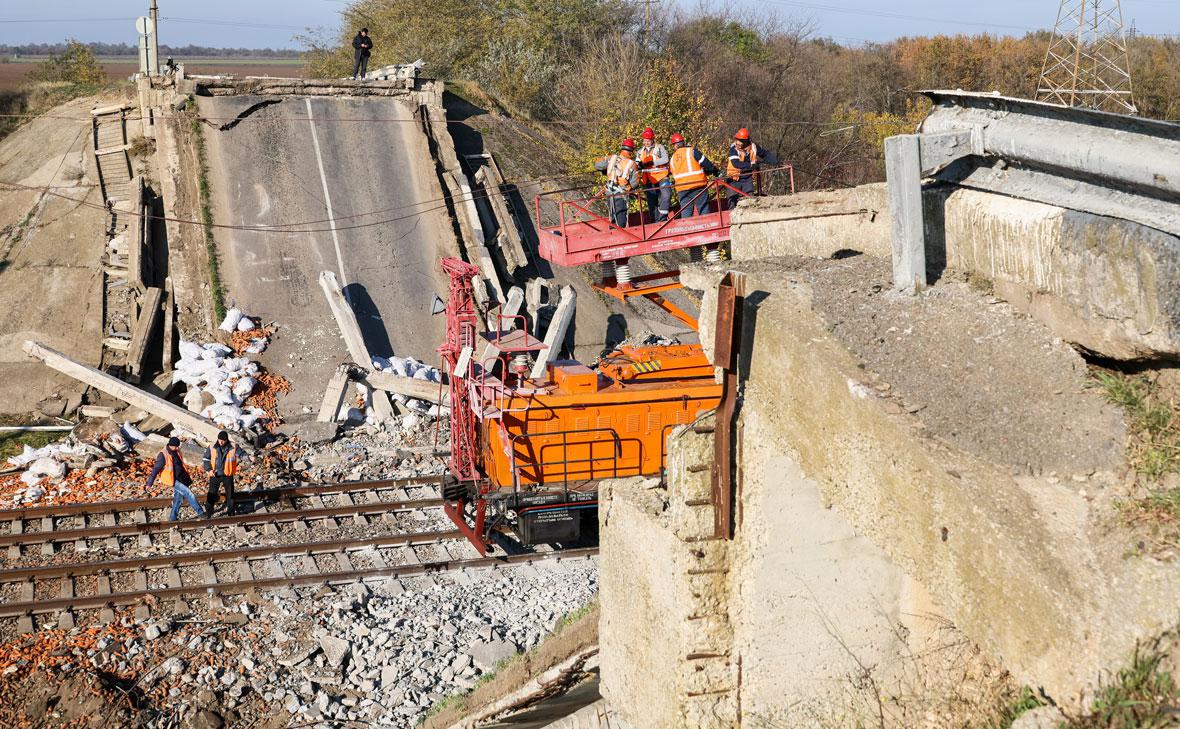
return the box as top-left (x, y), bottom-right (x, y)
top-left (535, 168), bottom-right (794, 327)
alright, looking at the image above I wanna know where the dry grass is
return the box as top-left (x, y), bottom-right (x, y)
top-left (1090, 369), bottom-right (1180, 554)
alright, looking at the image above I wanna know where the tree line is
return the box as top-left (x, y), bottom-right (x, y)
top-left (1, 43), bottom-right (300, 58)
top-left (309, 1), bottom-right (1180, 191)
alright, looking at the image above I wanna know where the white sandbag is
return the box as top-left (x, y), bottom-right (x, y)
top-left (7, 444), bottom-right (39, 468)
top-left (204, 369), bottom-right (229, 388)
top-left (218, 307), bottom-right (244, 332)
top-left (20, 471), bottom-right (44, 488)
top-left (179, 340), bottom-right (205, 360)
top-left (28, 457), bottom-right (66, 480)
top-left (183, 387), bottom-right (206, 414)
top-left (372, 356), bottom-right (392, 371)
top-left (179, 356), bottom-right (221, 374)
top-left (202, 343), bottom-right (232, 358)
top-left (245, 337), bottom-right (268, 354)
top-left (232, 376), bottom-right (257, 399)
top-left (222, 357), bottom-right (250, 373)
top-left (120, 421), bottom-right (147, 443)
top-left (428, 404), bottom-right (449, 418)
top-left (172, 369), bottom-right (203, 387)
top-left (205, 384), bottom-right (240, 406)
top-left (236, 317), bottom-right (256, 332)
top-left (401, 413), bottom-right (421, 431)
top-left (241, 362), bottom-right (259, 377)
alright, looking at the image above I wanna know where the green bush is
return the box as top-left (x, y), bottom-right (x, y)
top-left (26, 40), bottom-right (105, 86)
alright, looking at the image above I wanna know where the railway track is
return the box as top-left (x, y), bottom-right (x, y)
top-left (0, 477), bottom-right (444, 555)
top-left (0, 474), bottom-right (599, 632)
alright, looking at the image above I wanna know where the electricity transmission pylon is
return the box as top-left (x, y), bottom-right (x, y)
top-left (1037, 0), bottom-right (1137, 114)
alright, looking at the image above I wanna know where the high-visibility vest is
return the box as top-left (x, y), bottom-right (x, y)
top-left (209, 444), bottom-right (239, 476)
top-left (606, 154), bottom-right (637, 193)
top-left (160, 450), bottom-right (183, 487)
top-left (637, 144), bottom-right (669, 185)
top-left (670, 146), bottom-right (708, 190)
top-left (727, 143), bottom-right (761, 181)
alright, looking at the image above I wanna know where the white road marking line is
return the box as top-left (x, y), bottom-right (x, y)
top-left (305, 97), bottom-right (349, 298)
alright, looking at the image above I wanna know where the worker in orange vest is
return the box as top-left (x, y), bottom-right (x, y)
top-left (726, 127), bottom-right (779, 210)
top-left (202, 430), bottom-right (241, 516)
top-left (668, 133), bottom-right (719, 218)
top-left (594, 138), bottom-right (640, 228)
top-left (146, 437), bottom-right (208, 521)
top-left (636, 127), bottom-right (671, 222)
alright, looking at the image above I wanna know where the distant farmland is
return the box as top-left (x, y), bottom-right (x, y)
top-left (0, 57), bottom-right (306, 91)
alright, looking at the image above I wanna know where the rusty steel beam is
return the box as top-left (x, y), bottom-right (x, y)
top-left (711, 271), bottom-right (746, 540)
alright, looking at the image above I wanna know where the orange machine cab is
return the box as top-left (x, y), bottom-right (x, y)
top-left (480, 346), bottom-right (721, 491)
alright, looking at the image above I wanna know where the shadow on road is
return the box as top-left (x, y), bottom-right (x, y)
top-left (343, 282), bottom-right (394, 359)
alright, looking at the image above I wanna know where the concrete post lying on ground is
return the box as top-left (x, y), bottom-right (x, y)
top-left (318, 367), bottom-right (352, 423)
top-left (366, 371), bottom-right (448, 406)
top-left (530, 285), bottom-right (576, 380)
top-left (126, 286), bottom-right (164, 383)
top-left (884, 134), bottom-right (926, 294)
top-left (22, 340), bottom-right (222, 443)
top-left (318, 270), bottom-right (397, 421)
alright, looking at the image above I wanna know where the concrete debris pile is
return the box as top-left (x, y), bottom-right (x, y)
top-left (1, 425), bottom-right (148, 502)
top-left (173, 340), bottom-right (268, 432)
top-left (222, 560), bottom-right (597, 726)
top-left (290, 417), bottom-right (445, 483)
top-left (370, 356), bottom-right (444, 417)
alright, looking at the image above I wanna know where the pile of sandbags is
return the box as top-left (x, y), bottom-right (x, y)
top-left (173, 340), bottom-right (268, 431)
top-left (5, 434), bottom-right (116, 498)
top-left (219, 308), bottom-right (270, 354)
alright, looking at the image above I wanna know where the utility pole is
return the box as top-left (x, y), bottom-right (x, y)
top-left (149, 0), bottom-right (160, 75)
top-left (1037, 0), bottom-right (1137, 114)
top-left (636, 0), bottom-right (659, 48)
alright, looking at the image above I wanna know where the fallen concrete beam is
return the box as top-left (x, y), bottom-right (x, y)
top-left (22, 340), bottom-right (222, 443)
top-left (318, 368), bottom-right (352, 423)
top-left (318, 270), bottom-right (397, 421)
top-left (530, 285), bottom-right (575, 380)
top-left (126, 286), bottom-right (164, 383)
top-left (366, 371), bottom-right (447, 406)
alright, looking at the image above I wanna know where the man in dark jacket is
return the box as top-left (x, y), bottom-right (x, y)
top-left (146, 437), bottom-right (207, 521)
top-left (202, 430), bottom-right (241, 516)
top-left (726, 127), bottom-right (779, 210)
top-left (352, 28), bottom-right (373, 80)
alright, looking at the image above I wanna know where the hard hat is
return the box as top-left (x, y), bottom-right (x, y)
top-left (734, 127), bottom-right (751, 141)
top-left (669, 133), bottom-right (685, 146)
top-left (641, 127), bottom-right (655, 140)
top-left (621, 138), bottom-right (636, 151)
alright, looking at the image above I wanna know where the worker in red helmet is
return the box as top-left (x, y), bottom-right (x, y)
top-left (636, 127), bottom-right (671, 222)
top-left (594, 137), bottom-right (640, 228)
top-left (668, 133), bottom-right (719, 218)
top-left (726, 127), bottom-right (779, 209)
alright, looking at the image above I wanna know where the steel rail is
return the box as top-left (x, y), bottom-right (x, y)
top-left (0, 529), bottom-right (465, 584)
top-left (0, 547), bottom-right (599, 617)
top-left (0, 497), bottom-right (445, 548)
top-left (0, 476), bottom-right (441, 521)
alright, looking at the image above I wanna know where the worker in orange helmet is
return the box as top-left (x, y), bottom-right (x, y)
top-left (668, 132), bottom-right (719, 218)
top-left (594, 137), bottom-right (640, 228)
top-left (726, 127), bottom-right (779, 210)
top-left (635, 127), bottom-right (671, 222)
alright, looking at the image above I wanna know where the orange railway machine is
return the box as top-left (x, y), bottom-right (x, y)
top-left (438, 258), bottom-right (721, 555)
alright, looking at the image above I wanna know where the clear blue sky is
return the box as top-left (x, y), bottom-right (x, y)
top-left (2, 0), bottom-right (1178, 49)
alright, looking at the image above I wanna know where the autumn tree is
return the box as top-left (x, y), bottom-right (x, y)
top-left (27, 40), bottom-right (104, 86)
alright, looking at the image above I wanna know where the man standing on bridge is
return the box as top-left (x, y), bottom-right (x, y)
top-left (203, 430), bottom-right (241, 516)
top-left (145, 437), bottom-right (208, 521)
top-left (352, 28), bottom-right (373, 80)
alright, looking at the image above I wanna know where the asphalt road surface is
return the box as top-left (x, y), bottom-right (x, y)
top-left (202, 94), bottom-right (456, 417)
